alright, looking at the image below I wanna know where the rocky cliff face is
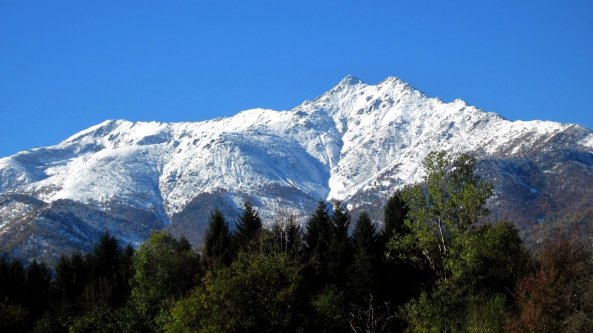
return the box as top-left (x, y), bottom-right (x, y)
top-left (1, 76), bottom-right (592, 262)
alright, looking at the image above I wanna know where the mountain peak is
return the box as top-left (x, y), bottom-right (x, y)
top-left (2, 74), bottom-right (592, 263)
top-left (381, 76), bottom-right (403, 84)
top-left (338, 75), bottom-right (365, 86)
top-left (63, 119), bottom-right (124, 144)
top-left (377, 76), bottom-right (425, 95)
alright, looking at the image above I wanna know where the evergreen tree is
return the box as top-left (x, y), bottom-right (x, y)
top-left (204, 209), bottom-right (232, 268)
top-left (349, 212), bottom-right (379, 305)
top-left (43, 234), bottom-right (136, 332)
top-left (303, 201), bottom-right (332, 282)
top-left (23, 260), bottom-right (51, 321)
top-left (383, 190), bottom-right (408, 240)
top-left (0, 257), bottom-right (27, 332)
top-left (381, 191), bottom-right (427, 311)
top-left (0, 256), bottom-right (25, 306)
top-left (234, 202), bottom-right (263, 252)
top-left (327, 201), bottom-right (352, 285)
top-left (55, 252), bottom-right (88, 305)
top-left (85, 233), bottom-right (133, 309)
top-left (352, 212), bottom-right (378, 257)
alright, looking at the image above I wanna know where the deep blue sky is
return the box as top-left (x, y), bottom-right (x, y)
top-left (1, 1), bottom-right (592, 157)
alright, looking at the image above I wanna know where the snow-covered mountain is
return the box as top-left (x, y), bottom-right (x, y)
top-left (2, 76), bottom-right (593, 262)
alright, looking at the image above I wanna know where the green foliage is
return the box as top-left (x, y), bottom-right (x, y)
top-left (234, 202), bottom-right (263, 252)
top-left (406, 289), bottom-right (511, 333)
top-left (327, 201), bottom-right (352, 285)
top-left (39, 234), bottom-right (135, 332)
top-left (0, 257), bottom-right (51, 332)
top-left (84, 233), bottom-right (134, 309)
top-left (383, 190), bottom-right (408, 239)
top-left (67, 305), bottom-right (123, 333)
top-left (55, 252), bottom-right (88, 305)
top-left (304, 201), bottom-right (331, 257)
top-left (464, 294), bottom-right (509, 333)
top-left (166, 252), bottom-right (303, 333)
top-left (204, 209), bottom-right (232, 268)
top-left (389, 151), bottom-right (494, 276)
top-left (449, 222), bottom-right (530, 296)
top-left (349, 212), bottom-right (379, 304)
top-left (403, 283), bottom-right (464, 333)
top-left (353, 212), bottom-right (378, 255)
top-left (130, 231), bottom-right (202, 331)
top-left (23, 260), bottom-right (51, 320)
top-left (303, 201), bottom-right (332, 285)
top-left (0, 298), bottom-right (28, 333)
top-left (389, 152), bottom-right (528, 332)
top-left (310, 285), bottom-right (348, 332)
top-left (0, 256), bottom-right (25, 306)
top-left (3, 149), bottom-right (590, 332)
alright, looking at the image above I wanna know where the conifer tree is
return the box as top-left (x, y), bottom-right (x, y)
top-left (331, 201), bottom-right (351, 248)
top-left (85, 233), bottom-right (132, 309)
top-left (234, 202), bottom-right (263, 251)
top-left (0, 257), bottom-right (27, 331)
top-left (303, 201), bottom-right (332, 286)
top-left (328, 201), bottom-right (352, 285)
top-left (55, 252), bottom-right (88, 305)
top-left (0, 257), bottom-right (25, 306)
top-left (204, 209), bottom-right (232, 268)
top-left (349, 212), bottom-right (379, 304)
top-left (352, 212), bottom-right (378, 259)
top-left (383, 190), bottom-right (408, 240)
top-left (23, 260), bottom-right (51, 320)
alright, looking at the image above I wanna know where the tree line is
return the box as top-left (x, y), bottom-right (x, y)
top-left (1, 151), bottom-right (593, 332)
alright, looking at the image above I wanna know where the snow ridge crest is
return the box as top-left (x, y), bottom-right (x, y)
top-left (0, 76), bottom-right (582, 223)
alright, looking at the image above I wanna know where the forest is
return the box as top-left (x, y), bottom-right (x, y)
top-left (1, 151), bottom-right (592, 333)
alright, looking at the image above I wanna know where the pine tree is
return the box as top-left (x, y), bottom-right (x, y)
top-left (349, 212), bottom-right (379, 304)
top-left (234, 202), bottom-right (263, 252)
top-left (383, 190), bottom-right (408, 240)
top-left (23, 260), bottom-right (51, 321)
top-left (331, 201), bottom-right (351, 248)
top-left (0, 257), bottom-right (27, 332)
top-left (85, 233), bottom-right (131, 309)
top-left (303, 201), bottom-right (332, 287)
top-left (328, 201), bottom-right (352, 285)
top-left (55, 252), bottom-right (88, 305)
top-left (352, 212), bottom-right (378, 259)
top-left (204, 209), bottom-right (232, 268)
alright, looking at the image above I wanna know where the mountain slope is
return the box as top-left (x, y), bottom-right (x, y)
top-left (1, 76), bottom-right (592, 262)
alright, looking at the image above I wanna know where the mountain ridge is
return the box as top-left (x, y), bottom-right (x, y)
top-left (1, 76), bottom-right (592, 262)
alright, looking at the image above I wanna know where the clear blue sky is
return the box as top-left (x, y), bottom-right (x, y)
top-left (1, 0), bottom-right (592, 157)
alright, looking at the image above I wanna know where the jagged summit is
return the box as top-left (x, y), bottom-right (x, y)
top-left (1, 75), bottom-right (592, 262)
top-left (337, 74), bottom-right (365, 86)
